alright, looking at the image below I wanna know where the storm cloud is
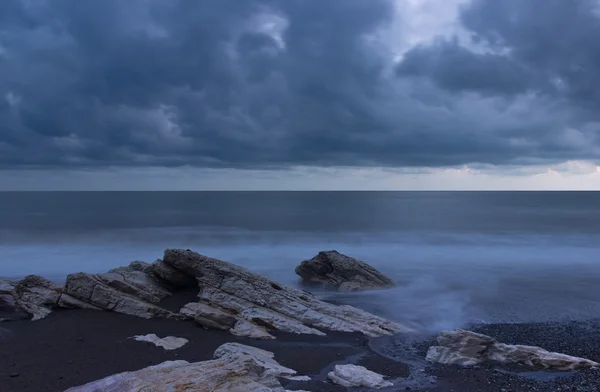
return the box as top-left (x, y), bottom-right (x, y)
top-left (0, 0), bottom-right (599, 170)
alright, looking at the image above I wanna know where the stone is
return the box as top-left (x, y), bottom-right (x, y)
top-left (426, 329), bottom-right (600, 370)
top-left (180, 302), bottom-right (238, 330)
top-left (11, 275), bottom-right (61, 320)
top-left (0, 279), bottom-right (16, 311)
top-left (64, 272), bottom-right (174, 319)
top-left (131, 334), bottom-right (188, 350)
top-left (230, 319), bottom-right (275, 340)
top-left (327, 364), bottom-right (393, 389)
top-left (296, 250), bottom-right (396, 291)
top-left (103, 263), bottom-right (172, 303)
top-left (149, 259), bottom-right (197, 288)
top-left (65, 343), bottom-right (302, 392)
top-left (164, 249), bottom-right (409, 338)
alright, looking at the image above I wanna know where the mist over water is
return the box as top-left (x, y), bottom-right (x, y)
top-left (1, 191), bottom-right (599, 332)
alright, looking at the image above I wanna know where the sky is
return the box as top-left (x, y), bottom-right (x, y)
top-left (1, 0), bottom-right (599, 190)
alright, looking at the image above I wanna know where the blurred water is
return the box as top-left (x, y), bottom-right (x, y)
top-left (1, 191), bottom-right (599, 331)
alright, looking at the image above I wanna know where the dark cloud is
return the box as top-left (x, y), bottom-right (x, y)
top-left (0, 0), bottom-right (599, 170)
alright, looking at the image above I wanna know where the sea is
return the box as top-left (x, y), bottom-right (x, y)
top-left (1, 191), bottom-right (599, 332)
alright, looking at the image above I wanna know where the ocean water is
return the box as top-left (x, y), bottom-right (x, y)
top-left (1, 191), bottom-right (599, 332)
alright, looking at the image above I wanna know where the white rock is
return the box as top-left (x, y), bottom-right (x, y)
top-left (284, 375), bottom-right (311, 381)
top-left (426, 329), bottom-right (600, 370)
top-left (64, 272), bottom-right (175, 319)
top-left (327, 364), bottom-right (393, 389)
top-left (12, 275), bottom-right (61, 320)
top-left (230, 319), bottom-right (275, 340)
top-left (164, 249), bottom-right (410, 338)
top-left (132, 334), bottom-right (189, 350)
top-left (65, 343), bottom-right (300, 392)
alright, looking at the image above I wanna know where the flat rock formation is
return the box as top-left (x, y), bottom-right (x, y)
top-left (65, 342), bottom-right (308, 392)
top-left (3, 249), bottom-right (408, 339)
top-left (131, 334), bottom-right (189, 350)
top-left (295, 250), bottom-right (396, 291)
top-left (327, 364), bottom-right (393, 388)
top-left (426, 329), bottom-right (599, 371)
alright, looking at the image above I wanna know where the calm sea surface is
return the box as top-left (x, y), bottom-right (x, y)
top-left (1, 191), bottom-right (599, 331)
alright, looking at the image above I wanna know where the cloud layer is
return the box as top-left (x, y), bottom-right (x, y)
top-left (1, 0), bottom-right (599, 170)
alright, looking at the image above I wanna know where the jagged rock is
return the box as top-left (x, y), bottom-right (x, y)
top-left (327, 364), bottom-right (393, 388)
top-left (64, 272), bottom-right (174, 319)
top-left (426, 329), bottom-right (600, 370)
top-left (104, 263), bottom-right (172, 303)
top-left (65, 342), bottom-right (304, 392)
top-left (11, 275), bottom-right (61, 320)
top-left (149, 259), bottom-right (197, 288)
top-left (164, 249), bottom-right (409, 337)
top-left (180, 302), bottom-right (238, 330)
top-left (132, 334), bottom-right (188, 350)
top-left (230, 319), bottom-right (275, 340)
top-left (296, 250), bottom-right (396, 291)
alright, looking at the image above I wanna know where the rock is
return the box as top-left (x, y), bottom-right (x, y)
top-left (180, 302), bottom-right (238, 330)
top-left (149, 259), bottom-right (197, 288)
top-left (426, 329), bottom-right (600, 370)
top-left (104, 263), bottom-right (172, 303)
top-left (295, 250), bottom-right (395, 291)
top-left (327, 364), bottom-right (393, 389)
top-left (65, 342), bottom-right (302, 392)
top-left (230, 319), bottom-right (275, 340)
top-left (0, 279), bottom-right (14, 294)
top-left (131, 334), bottom-right (188, 350)
top-left (64, 272), bottom-right (174, 319)
top-left (11, 275), bottom-right (61, 320)
top-left (164, 249), bottom-right (409, 337)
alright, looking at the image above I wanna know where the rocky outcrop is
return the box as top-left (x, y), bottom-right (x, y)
top-left (64, 272), bottom-right (174, 319)
top-left (11, 275), bottom-right (62, 320)
top-left (164, 249), bottom-right (408, 337)
top-left (327, 364), bottom-right (393, 389)
top-left (426, 329), bottom-right (599, 370)
top-left (8, 249), bottom-right (408, 339)
top-left (65, 342), bottom-right (309, 392)
top-left (295, 250), bottom-right (395, 291)
top-left (131, 334), bottom-right (188, 350)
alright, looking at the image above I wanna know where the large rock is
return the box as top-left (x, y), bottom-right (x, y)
top-left (327, 364), bottom-right (393, 389)
top-left (64, 272), bottom-right (174, 319)
top-left (11, 275), bottom-right (62, 320)
top-left (164, 249), bottom-right (409, 338)
top-left (426, 329), bottom-right (600, 371)
top-left (295, 250), bottom-right (395, 291)
top-left (149, 259), bottom-right (197, 288)
top-left (103, 263), bottom-right (172, 303)
top-left (65, 342), bottom-right (307, 392)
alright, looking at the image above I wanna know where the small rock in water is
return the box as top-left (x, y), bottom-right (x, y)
top-left (9, 373), bottom-right (20, 378)
top-left (327, 364), bottom-right (393, 389)
top-left (131, 334), bottom-right (188, 350)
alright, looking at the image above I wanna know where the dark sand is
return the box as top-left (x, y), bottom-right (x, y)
top-left (1, 307), bottom-right (599, 392)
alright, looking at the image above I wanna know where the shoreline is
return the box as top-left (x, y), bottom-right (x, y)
top-left (2, 307), bottom-right (599, 392)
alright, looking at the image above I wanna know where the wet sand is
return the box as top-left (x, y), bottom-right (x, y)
top-left (1, 308), bottom-right (599, 392)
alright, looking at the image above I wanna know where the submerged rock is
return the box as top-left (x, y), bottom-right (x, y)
top-left (426, 329), bottom-right (599, 371)
top-left (65, 342), bottom-right (306, 392)
top-left (131, 334), bottom-right (188, 350)
top-left (164, 248), bottom-right (408, 337)
top-left (295, 250), bottom-right (396, 291)
top-left (327, 364), bottom-right (393, 388)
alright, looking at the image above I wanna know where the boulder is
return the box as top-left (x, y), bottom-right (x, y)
top-left (65, 342), bottom-right (307, 392)
top-left (131, 334), bottom-right (188, 350)
top-left (327, 364), bottom-right (393, 389)
top-left (64, 272), bottom-right (174, 319)
top-left (295, 250), bottom-right (395, 291)
top-left (104, 263), bottom-right (172, 303)
top-left (164, 249), bottom-right (409, 338)
top-left (426, 329), bottom-right (599, 370)
top-left (11, 275), bottom-right (61, 320)
top-left (180, 302), bottom-right (238, 331)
